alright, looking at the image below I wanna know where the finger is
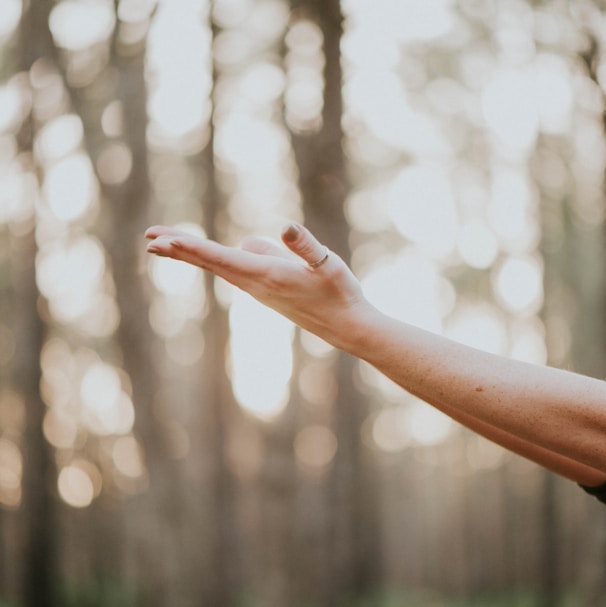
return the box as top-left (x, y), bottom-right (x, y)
top-left (281, 223), bottom-right (329, 267)
top-left (147, 234), bottom-right (284, 285)
top-left (145, 225), bottom-right (189, 240)
top-left (240, 236), bottom-right (292, 259)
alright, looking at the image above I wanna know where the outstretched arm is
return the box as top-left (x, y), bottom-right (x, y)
top-left (145, 223), bottom-right (606, 486)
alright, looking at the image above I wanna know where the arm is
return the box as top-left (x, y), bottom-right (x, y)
top-left (145, 223), bottom-right (606, 484)
top-left (424, 399), bottom-right (606, 486)
top-left (345, 311), bottom-right (606, 478)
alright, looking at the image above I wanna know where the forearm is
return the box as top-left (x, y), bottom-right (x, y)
top-left (437, 402), bottom-right (606, 485)
top-left (337, 305), bottom-right (606, 475)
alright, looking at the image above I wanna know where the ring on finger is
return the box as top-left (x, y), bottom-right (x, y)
top-left (308, 246), bottom-right (329, 269)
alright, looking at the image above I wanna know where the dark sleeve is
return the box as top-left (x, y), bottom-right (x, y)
top-left (580, 481), bottom-right (606, 504)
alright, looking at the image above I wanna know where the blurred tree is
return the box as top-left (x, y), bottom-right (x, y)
top-left (46, 2), bottom-right (190, 603)
top-left (5, 0), bottom-right (606, 605)
top-left (190, 7), bottom-right (241, 604)
top-left (287, 0), bottom-right (381, 604)
top-left (14, 0), bottom-right (60, 605)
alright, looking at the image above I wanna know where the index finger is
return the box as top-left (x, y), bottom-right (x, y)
top-left (145, 225), bottom-right (191, 240)
top-left (147, 233), bottom-right (294, 287)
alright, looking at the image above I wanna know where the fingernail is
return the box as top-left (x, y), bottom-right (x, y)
top-left (282, 223), bottom-right (300, 242)
top-left (169, 239), bottom-right (183, 249)
top-left (147, 246), bottom-right (160, 254)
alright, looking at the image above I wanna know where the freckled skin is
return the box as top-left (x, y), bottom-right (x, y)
top-left (146, 223), bottom-right (606, 488)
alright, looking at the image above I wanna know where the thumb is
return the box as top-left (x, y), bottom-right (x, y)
top-left (281, 223), bottom-right (329, 268)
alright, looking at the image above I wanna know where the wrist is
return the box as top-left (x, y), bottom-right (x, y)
top-left (325, 300), bottom-right (387, 357)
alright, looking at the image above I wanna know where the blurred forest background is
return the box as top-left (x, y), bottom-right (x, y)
top-left (2, 0), bottom-right (606, 606)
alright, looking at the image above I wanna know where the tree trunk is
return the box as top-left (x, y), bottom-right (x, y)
top-left (288, 0), bottom-right (381, 602)
top-left (189, 11), bottom-right (241, 602)
top-left (15, 1), bottom-right (60, 604)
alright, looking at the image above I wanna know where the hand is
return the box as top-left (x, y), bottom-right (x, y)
top-left (145, 223), bottom-right (373, 348)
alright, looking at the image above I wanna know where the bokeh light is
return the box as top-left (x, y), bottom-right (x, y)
top-left (407, 401), bottom-right (453, 447)
top-left (284, 19), bottom-right (324, 132)
top-left (57, 460), bottom-right (101, 508)
top-left (80, 362), bottom-right (135, 436)
top-left (0, 81), bottom-right (25, 133)
top-left (147, 0), bottom-right (212, 139)
top-left (35, 114), bottom-right (83, 163)
top-left (36, 235), bottom-right (108, 325)
top-left (229, 291), bottom-right (294, 419)
top-left (387, 166), bottom-right (458, 259)
top-left (457, 222), bottom-right (499, 269)
top-left (0, 0), bottom-right (21, 40)
top-left (42, 153), bottom-right (98, 222)
top-left (493, 255), bottom-right (543, 315)
top-left (361, 250), bottom-right (450, 333)
top-left (294, 425), bottom-right (338, 473)
top-left (0, 438), bottom-right (22, 508)
top-left (482, 68), bottom-right (539, 151)
top-left (49, 0), bottom-right (116, 51)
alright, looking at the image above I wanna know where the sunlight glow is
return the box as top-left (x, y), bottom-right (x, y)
top-left (482, 68), bottom-right (538, 151)
top-left (371, 406), bottom-right (410, 453)
top-left (43, 408), bottom-right (79, 450)
top-left (285, 19), bottom-right (324, 132)
top-left (0, 166), bottom-right (35, 224)
top-left (147, 0), bottom-right (212, 138)
top-left (387, 166), bottom-right (457, 259)
top-left (49, 0), bottom-right (116, 51)
top-left (80, 362), bottom-right (135, 435)
top-left (457, 222), bottom-right (499, 269)
top-left (343, 0), bottom-right (455, 45)
top-left (446, 303), bottom-right (507, 355)
top-left (101, 101), bottom-right (123, 137)
top-left (294, 425), bottom-right (338, 473)
top-left (35, 114), bottom-right (83, 163)
top-left (112, 436), bottom-right (145, 479)
top-left (229, 291), bottom-right (294, 419)
top-left (240, 62), bottom-right (285, 107)
top-left (152, 257), bottom-right (203, 297)
top-left (43, 153), bottom-right (98, 222)
top-left (407, 402), bottom-right (453, 447)
top-left (510, 319), bottom-right (547, 364)
top-left (96, 143), bottom-right (133, 185)
top-left (36, 235), bottom-right (107, 324)
top-left (40, 338), bottom-right (74, 410)
top-left (0, 438), bottom-right (22, 508)
top-left (493, 255), bottom-right (543, 315)
top-left (372, 399), bottom-right (453, 452)
top-left (0, 82), bottom-right (24, 133)
top-left (58, 461), bottom-right (99, 508)
top-left (117, 0), bottom-right (156, 23)
top-left (80, 295), bottom-right (121, 338)
top-left (212, 0), bottom-right (251, 29)
top-left (534, 54), bottom-right (573, 134)
top-left (345, 187), bottom-right (391, 234)
top-left (344, 72), bottom-right (449, 156)
top-left (361, 250), bottom-right (450, 333)
top-left (215, 113), bottom-right (289, 171)
top-left (0, 0), bottom-right (21, 40)
top-left (487, 169), bottom-right (538, 253)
